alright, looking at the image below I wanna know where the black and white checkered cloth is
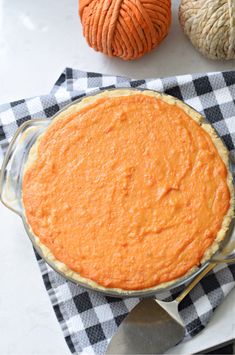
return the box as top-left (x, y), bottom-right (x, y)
top-left (0, 68), bottom-right (235, 355)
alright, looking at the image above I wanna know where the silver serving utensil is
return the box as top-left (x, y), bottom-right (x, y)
top-left (106, 257), bottom-right (235, 355)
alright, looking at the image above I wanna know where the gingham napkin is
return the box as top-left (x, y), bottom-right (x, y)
top-left (0, 68), bottom-right (235, 355)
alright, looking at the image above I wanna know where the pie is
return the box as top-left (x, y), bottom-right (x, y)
top-left (22, 89), bottom-right (234, 292)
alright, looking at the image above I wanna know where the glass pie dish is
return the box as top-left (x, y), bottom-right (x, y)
top-left (1, 89), bottom-right (235, 297)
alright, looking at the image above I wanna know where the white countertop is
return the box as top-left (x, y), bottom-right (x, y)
top-left (0, 0), bottom-right (235, 354)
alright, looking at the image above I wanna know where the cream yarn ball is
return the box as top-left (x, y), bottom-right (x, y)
top-left (179, 0), bottom-right (235, 60)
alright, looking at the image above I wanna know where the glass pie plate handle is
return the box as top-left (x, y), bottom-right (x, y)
top-left (0, 119), bottom-right (50, 216)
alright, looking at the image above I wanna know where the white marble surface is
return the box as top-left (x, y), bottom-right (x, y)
top-left (0, 0), bottom-right (235, 354)
top-left (0, 0), bottom-right (235, 104)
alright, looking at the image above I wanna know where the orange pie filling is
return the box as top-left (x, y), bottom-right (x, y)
top-left (22, 94), bottom-right (231, 290)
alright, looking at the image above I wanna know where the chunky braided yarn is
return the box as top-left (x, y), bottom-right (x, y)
top-left (179, 0), bottom-right (235, 60)
top-left (79, 0), bottom-right (171, 60)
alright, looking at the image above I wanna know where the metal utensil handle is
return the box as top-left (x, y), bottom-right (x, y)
top-left (0, 119), bottom-right (49, 215)
top-left (176, 256), bottom-right (235, 304)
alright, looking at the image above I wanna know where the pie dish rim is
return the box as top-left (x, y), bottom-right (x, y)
top-left (13, 88), bottom-right (235, 296)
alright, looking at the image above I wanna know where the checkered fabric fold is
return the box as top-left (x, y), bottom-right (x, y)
top-left (0, 68), bottom-right (235, 355)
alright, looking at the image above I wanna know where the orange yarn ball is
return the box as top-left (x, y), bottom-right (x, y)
top-left (79, 0), bottom-right (171, 60)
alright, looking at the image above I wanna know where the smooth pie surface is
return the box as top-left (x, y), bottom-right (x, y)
top-left (23, 95), bottom-right (230, 290)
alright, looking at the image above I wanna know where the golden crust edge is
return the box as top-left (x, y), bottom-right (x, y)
top-left (22, 89), bottom-right (234, 294)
